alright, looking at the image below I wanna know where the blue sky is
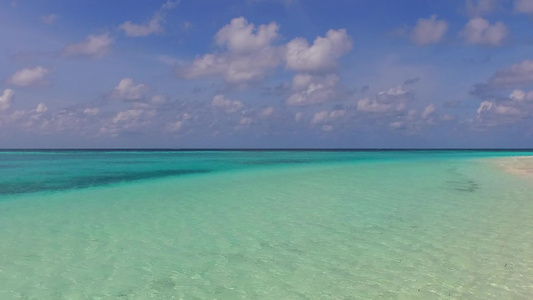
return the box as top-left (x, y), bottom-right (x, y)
top-left (1, 0), bottom-right (533, 148)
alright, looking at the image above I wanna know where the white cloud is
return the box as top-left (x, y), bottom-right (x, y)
top-left (179, 49), bottom-right (281, 84)
top-left (211, 94), bottom-right (243, 113)
top-left (410, 15), bottom-right (448, 45)
top-left (166, 120), bottom-right (183, 132)
top-left (488, 60), bottom-right (533, 88)
top-left (357, 97), bottom-right (398, 113)
top-left (286, 73), bottom-right (340, 106)
top-left (113, 109), bottom-right (143, 123)
top-left (509, 89), bottom-right (533, 101)
top-left (120, 14), bottom-right (163, 37)
top-left (162, 0), bottom-right (179, 10)
top-left (7, 66), bottom-right (49, 87)
top-left (440, 113), bottom-right (455, 121)
top-left (120, 1), bottom-right (178, 37)
top-left (259, 106), bottom-right (274, 117)
top-left (111, 78), bottom-right (149, 100)
top-left (466, 0), bottom-right (499, 17)
top-left (294, 112), bottom-right (304, 122)
top-left (177, 17), bottom-right (282, 85)
top-left (311, 109), bottom-right (346, 124)
top-left (515, 0), bottom-right (533, 14)
top-left (84, 108), bottom-right (99, 115)
top-left (422, 103), bottom-right (436, 119)
top-left (63, 33), bottom-right (113, 58)
top-left (35, 103), bottom-right (47, 113)
top-left (390, 121), bottom-right (405, 129)
top-left (40, 14), bottom-right (58, 25)
top-left (477, 101), bottom-right (521, 117)
top-left (459, 17), bottom-right (508, 46)
top-left (285, 29), bottom-right (352, 72)
top-left (215, 17), bottom-right (279, 53)
top-left (0, 89), bottom-right (15, 111)
top-left (378, 85), bottom-right (407, 97)
top-left (239, 117), bottom-right (252, 125)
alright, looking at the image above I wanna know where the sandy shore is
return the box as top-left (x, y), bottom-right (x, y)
top-left (491, 156), bottom-right (533, 177)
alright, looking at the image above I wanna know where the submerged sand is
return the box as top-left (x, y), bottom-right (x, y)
top-left (492, 156), bottom-right (533, 178)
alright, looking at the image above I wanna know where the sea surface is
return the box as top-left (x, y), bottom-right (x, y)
top-left (0, 150), bottom-right (532, 299)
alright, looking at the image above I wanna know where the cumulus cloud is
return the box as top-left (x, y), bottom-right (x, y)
top-left (215, 17), bottom-right (279, 53)
top-left (211, 94), bottom-right (243, 113)
top-left (7, 66), bottom-right (49, 86)
top-left (410, 15), bottom-right (448, 45)
top-left (514, 0), bottom-right (533, 14)
top-left (0, 89), bottom-right (15, 111)
top-left (120, 15), bottom-right (163, 37)
top-left (177, 17), bottom-right (282, 85)
top-left (459, 17), bottom-right (508, 46)
top-left (286, 74), bottom-right (340, 106)
top-left (35, 103), bottom-right (48, 113)
top-left (357, 85), bottom-right (410, 114)
top-left (84, 108), bottom-right (99, 115)
top-left (466, 0), bottom-right (499, 17)
top-left (476, 88), bottom-right (533, 126)
top-left (40, 14), bottom-right (58, 25)
top-left (119, 1), bottom-right (178, 37)
top-left (259, 106), bottom-right (274, 117)
top-left (63, 33), bottom-right (113, 58)
top-left (113, 109), bottom-right (143, 123)
top-left (111, 78), bottom-right (149, 100)
top-left (177, 18), bottom-right (352, 87)
top-left (487, 60), bottom-right (533, 89)
top-left (285, 29), bottom-right (352, 72)
top-left (421, 103), bottom-right (436, 119)
top-left (310, 109), bottom-right (346, 124)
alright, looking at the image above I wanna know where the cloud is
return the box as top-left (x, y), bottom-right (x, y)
top-left (286, 73), bottom-right (340, 106)
top-left (40, 14), bottom-right (58, 25)
top-left (215, 17), bottom-right (279, 53)
top-left (310, 109), bottom-right (346, 124)
top-left (211, 94), bottom-right (243, 113)
top-left (83, 108), bottom-right (99, 115)
top-left (113, 109), bottom-right (143, 123)
top-left (35, 103), bottom-right (48, 113)
top-left (259, 106), bottom-right (274, 117)
top-left (466, 0), bottom-right (499, 17)
top-left (119, 1), bottom-right (178, 37)
top-left (357, 98), bottom-right (399, 113)
top-left (475, 89), bottom-right (533, 126)
top-left (7, 66), bottom-right (49, 86)
top-left (177, 18), bottom-right (352, 89)
top-left (356, 85), bottom-right (410, 114)
top-left (120, 14), bottom-right (163, 37)
top-left (514, 0), bottom-right (533, 14)
top-left (487, 60), bottom-right (533, 89)
top-left (111, 78), bottom-right (149, 100)
top-left (162, 0), bottom-right (179, 10)
top-left (410, 15), bottom-right (448, 45)
top-left (285, 29), bottom-right (352, 72)
top-left (459, 17), bottom-right (508, 46)
top-left (421, 103), bottom-right (436, 119)
top-left (63, 33), bottom-right (114, 58)
top-left (177, 17), bottom-right (282, 85)
top-left (0, 89), bottom-right (15, 111)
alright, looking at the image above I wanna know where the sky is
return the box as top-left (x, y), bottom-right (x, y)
top-left (1, 0), bottom-right (533, 148)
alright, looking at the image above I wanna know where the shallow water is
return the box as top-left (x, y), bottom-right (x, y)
top-left (1, 151), bottom-right (532, 299)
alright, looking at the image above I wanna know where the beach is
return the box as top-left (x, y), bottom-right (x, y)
top-left (0, 151), bottom-right (532, 299)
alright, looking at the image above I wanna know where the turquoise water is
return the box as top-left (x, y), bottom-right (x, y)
top-left (1, 150), bottom-right (533, 299)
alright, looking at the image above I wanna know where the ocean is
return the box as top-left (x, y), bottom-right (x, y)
top-left (0, 150), bottom-right (532, 299)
